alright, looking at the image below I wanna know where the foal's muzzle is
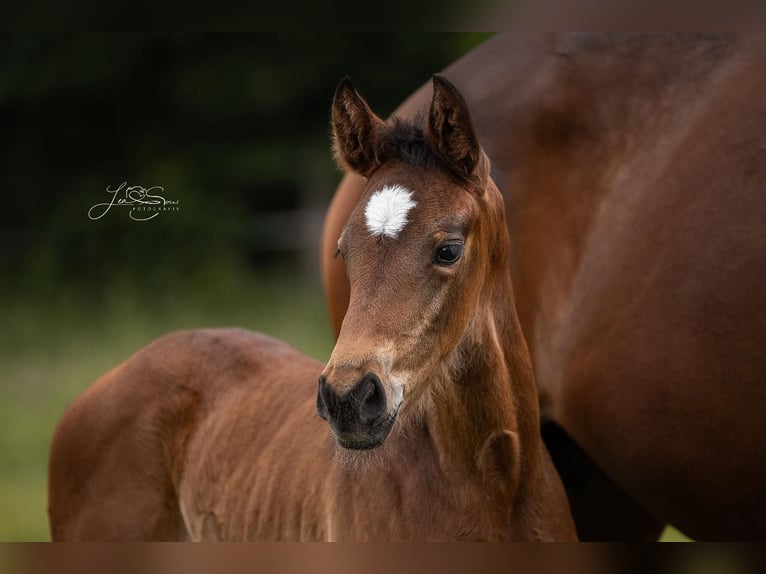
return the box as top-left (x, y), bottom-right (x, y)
top-left (316, 372), bottom-right (395, 450)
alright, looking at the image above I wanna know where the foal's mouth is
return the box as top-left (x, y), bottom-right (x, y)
top-left (331, 406), bottom-right (400, 451)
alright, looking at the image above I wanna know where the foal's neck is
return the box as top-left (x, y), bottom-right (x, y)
top-left (429, 270), bottom-right (540, 481)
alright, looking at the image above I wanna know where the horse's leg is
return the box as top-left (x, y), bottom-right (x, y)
top-left (541, 422), bottom-right (664, 541)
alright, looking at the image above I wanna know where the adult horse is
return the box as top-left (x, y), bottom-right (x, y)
top-left (48, 77), bottom-right (576, 541)
top-left (321, 34), bottom-right (766, 540)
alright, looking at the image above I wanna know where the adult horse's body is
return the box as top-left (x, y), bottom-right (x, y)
top-left (48, 77), bottom-right (576, 541)
top-left (321, 34), bottom-right (766, 540)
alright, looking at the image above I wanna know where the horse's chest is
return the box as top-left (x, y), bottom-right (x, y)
top-left (330, 470), bottom-right (495, 541)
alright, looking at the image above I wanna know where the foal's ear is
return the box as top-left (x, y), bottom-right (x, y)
top-left (427, 75), bottom-right (482, 180)
top-left (331, 77), bottom-right (386, 177)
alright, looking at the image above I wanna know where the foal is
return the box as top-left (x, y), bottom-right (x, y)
top-left (48, 76), bottom-right (575, 541)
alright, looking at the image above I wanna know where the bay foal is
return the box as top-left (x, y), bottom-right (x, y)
top-left (48, 77), bottom-right (575, 541)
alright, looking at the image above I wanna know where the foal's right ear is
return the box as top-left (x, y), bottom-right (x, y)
top-left (331, 77), bottom-right (386, 177)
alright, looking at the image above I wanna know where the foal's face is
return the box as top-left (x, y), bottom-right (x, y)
top-left (317, 76), bottom-right (500, 450)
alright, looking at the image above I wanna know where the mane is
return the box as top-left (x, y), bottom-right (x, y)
top-left (376, 114), bottom-right (469, 183)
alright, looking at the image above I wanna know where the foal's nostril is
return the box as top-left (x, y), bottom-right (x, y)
top-left (353, 373), bottom-right (387, 424)
top-left (316, 375), bottom-right (333, 421)
top-left (317, 372), bottom-right (388, 427)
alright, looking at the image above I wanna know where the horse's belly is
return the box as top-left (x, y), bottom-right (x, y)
top-left (543, 168), bottom-right (766, 539)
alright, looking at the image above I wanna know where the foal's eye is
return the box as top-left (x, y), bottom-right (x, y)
top-left (433, 242), bottom-right (463, 266)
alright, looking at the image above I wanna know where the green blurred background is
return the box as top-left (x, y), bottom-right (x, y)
top-left (0, 32), bottom-right (693, 543)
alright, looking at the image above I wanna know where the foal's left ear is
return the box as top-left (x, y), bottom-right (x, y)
top-left (331, 77), bottom-right (386, 177)
top-left (426, 75), bottom-right (483, 181)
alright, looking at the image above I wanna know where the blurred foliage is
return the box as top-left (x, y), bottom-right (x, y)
top-left (0, 33), bottom-right (493, 301)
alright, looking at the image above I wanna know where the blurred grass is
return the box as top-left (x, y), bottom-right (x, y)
top-left (660, 526), bottom-right (692, 542)
top-left (0, 264), bottom-right (334, 541)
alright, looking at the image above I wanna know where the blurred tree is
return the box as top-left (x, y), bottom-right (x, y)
top-left (0, 33), bottom-right (493, 297)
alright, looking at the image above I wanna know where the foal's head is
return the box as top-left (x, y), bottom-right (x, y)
top-left (317, 76), bottom-right (509, 450)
